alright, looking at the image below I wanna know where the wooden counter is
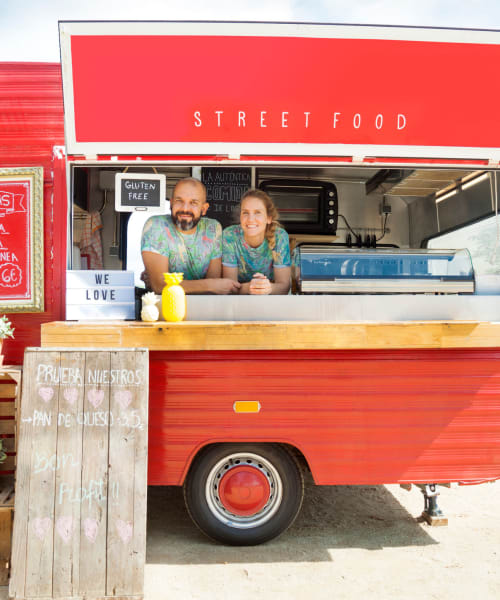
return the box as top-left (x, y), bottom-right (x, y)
top-left (41, 320), bottom-right (500, 351)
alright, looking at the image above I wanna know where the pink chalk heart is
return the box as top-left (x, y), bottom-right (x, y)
top-left (116, 519), bottom-right (133, 544)
top-left (33, 517), bottom-right (51, 540)
top-left (88, 389), bottom-right (104, 409)
top-left (63, 387), bottom-right (78, 406)
top-left (115, 390), bottom-right (132, 410)
top-left (56, 516), bottom-right (73, 544)
top-left (83, 517), bottom-right (99, 543)
top-left (38, 386), bottom-right (54, 403)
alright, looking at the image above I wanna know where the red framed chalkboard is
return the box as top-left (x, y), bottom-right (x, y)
top-left (0, 168), bottom-right (44, 312)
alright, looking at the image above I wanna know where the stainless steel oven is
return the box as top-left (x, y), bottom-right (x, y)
top-left (259, 179), bottom-right (338, 234)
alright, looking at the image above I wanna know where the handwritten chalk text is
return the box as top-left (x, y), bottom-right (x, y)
top-left (34, 451), bottom-right (80, 474)
top-left (37, 364), bottom-right (84, 386)
top-left (58, 479), bottom-right (120, 509)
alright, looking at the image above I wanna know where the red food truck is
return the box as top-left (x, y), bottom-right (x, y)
top-left (2, 21), bottom-right (500, 545)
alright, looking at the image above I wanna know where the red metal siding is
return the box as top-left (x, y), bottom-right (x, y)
top-left (0, 63), bottom-right (66, 364)
top-left (148, 349), bottom-right (500, 486)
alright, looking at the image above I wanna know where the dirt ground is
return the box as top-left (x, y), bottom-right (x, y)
top-left (145, 476), bottom-right (499, 600)
top-left (2, 477), bottom-right (498, 600)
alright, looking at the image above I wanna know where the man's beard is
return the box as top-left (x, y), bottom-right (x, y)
top-left (172, 212), bottom-right (201, 231)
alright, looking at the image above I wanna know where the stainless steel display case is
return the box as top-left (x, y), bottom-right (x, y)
top-left (296, 246), bottom-right (474, 294)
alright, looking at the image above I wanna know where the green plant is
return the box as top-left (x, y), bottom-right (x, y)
top-left (0, 315), bottom-right (14, 340)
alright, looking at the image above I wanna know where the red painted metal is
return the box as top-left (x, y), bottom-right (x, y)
top-left (0, 63), bottom-right (66, 364)
top-left (219, 466), bottom-right (270, 516)
top-left (2, 62), bottom-right (500, 495)
top-left (148, 349), bottom-right (500, 487)
top-left (68, 34), bottom-right (500, 150)
top-left (71, 154), bottom-right (492, 168)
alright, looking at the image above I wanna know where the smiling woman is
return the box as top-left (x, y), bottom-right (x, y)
top-left (222, 189), bottom-right (291, 295)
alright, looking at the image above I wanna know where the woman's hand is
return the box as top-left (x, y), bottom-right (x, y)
top-left (248, 273), bottom-right (272, 295)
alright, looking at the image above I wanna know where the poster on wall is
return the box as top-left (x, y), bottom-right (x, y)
top-left (0, 167), bottom-right (44, 312)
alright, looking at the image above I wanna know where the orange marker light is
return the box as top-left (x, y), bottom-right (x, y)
top-left (233, 401), bottom-right (261, 413)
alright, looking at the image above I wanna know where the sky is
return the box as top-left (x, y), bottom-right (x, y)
top-left (2, 0), bottom-right (500, 62)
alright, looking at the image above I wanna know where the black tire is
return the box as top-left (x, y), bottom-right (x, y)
top-left (183, 443), bottom-right (304, 546)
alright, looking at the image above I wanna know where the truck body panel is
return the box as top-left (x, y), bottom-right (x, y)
top-left (0, 63), bottom-right (66, 364)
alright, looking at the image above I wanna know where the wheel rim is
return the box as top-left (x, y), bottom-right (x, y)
top-left (205, 452), bottom-right (283, 529)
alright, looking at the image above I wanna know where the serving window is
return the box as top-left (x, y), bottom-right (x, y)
top-left (68, 164), bottom-right (500, 305)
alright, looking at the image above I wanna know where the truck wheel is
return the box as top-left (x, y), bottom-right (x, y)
top-left (184, 444), bottom-right (304, 546)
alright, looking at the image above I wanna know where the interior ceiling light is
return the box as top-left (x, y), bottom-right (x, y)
top-left (435, 171), bottom-right (491, 204)
top-left (462, 172), bottom-right (490, 191)
top-left (435, 189), bottom-right (457, 204)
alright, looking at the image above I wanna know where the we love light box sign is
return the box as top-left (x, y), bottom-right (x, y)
top-left (66, 270), bottom-right (135, 320)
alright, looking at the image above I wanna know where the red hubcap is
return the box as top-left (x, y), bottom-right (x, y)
top-left (218, 466), bottom-right (271, 516)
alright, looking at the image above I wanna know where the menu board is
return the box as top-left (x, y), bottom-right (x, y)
top-left (0, 168), bottom-right (44, 312)
top-left (201, 167), bottom-right (251, 228)
top-left (10, 348), bottom-right (149, 600)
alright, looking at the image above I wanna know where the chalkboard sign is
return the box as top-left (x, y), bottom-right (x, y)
top-left (10, 348), bottom-right (149, 600)
top-left (201, 167), bottom-right (251, 228)
top-left (115, 173), bottom-right (167, 213)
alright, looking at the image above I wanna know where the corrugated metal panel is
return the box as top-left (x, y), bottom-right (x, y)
top-left (0, 63), bottom-right (66, 364)
top-left (148, 349), bottom-right (500, 486)
top-left (0, 63), bottom-right (64, 172)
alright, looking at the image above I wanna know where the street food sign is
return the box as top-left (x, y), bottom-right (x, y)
top-left (59, 21), bottom-right (500, 161)
top-left (0, 168), bottom-right (44, 312)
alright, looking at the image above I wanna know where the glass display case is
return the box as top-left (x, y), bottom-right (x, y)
top-left (296, 246), bottom-right (474, 293)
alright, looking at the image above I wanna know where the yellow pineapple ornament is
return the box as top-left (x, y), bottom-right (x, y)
top-left (161, 272), bottom-right (186, 322)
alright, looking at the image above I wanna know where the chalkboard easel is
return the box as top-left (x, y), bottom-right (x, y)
top-left (10, 348), bottom-right (149, 600)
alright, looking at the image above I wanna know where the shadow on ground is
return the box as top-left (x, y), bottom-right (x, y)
top-left (146, 474), bottom-right (437, 565)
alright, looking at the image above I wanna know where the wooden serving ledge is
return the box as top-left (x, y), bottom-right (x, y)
top-left (41, 320), bottom-right (500, 351)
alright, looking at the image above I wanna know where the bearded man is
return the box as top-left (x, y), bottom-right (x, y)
top-left (141, 177), bottom-right (240, 294)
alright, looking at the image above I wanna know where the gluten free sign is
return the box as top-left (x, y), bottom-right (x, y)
top-left (115, 172), bottom-right (166, 213)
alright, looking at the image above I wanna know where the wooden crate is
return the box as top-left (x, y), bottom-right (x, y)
top-left (0, 367), bottom-right (21, 586)
top-left (0, 367), bottom-right (22, 476)
top-left (0, 478), bottom-right (14, 585)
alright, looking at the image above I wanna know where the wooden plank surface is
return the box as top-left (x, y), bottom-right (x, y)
top-left (79, 351), bottom-right (111, 598)
top-left (0, 403), bottom-right (15, 417)
top-left (0, 384), bottom-right (18, 399)
top-left (0, 456), bottom-right (16, 472)
top-left (0, 421), bottom-right (15, 435)
top-left (0, 369), bottom-right (22, 384)
top-left (131, 350), bottom-right (148, 597)
top-left (10, 349), bottom-right (149, 600)
top-left (53, 351), bottom-right (85, 598)
top-left (0, 506), bottom-right (13, 585)
top-left (0, 438), bottom-right (15, 453)
top-left (42, 320), bottom-right (500, 351)
top-left (7, 360), bottom-right (30, 600)
top-left (25, 351), bottom-right (60, 598)
top-left (107, 350), bottom-right (148, 596)
top-left (0, 481), bottom-right (14, 506)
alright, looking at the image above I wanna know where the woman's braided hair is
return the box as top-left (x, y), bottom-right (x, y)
top-left (240, 189), bottom-right (281, 262)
